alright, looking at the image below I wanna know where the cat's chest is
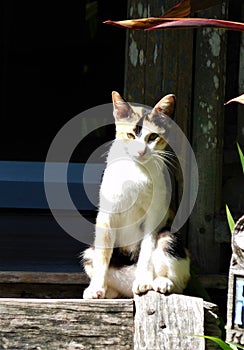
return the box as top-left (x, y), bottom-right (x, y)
top-left (101, 159), bottom-right (152, 197)
top-left (99, 158), bottom-right (166, 218)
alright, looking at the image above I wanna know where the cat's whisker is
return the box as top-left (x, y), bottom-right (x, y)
top-left (154, 158), bottom-right (162, 173)
top-left (154, 150), bottom-right (178, 170)
top-left (153, 154), bottom-right (176, 175)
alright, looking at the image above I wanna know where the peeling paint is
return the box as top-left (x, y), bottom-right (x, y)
top-left (200, 121), bottom-right (213, 135)
top-left (208, 120), bottom-right (214, 130)
top-left (206, 59), bottom-right (216, 69)
top-left (200, 112), bottom-right (217, 149)
top-left (139, 49), bottom-right (144, 66)
top-left (221, 3), bottom-right (226, 16)
top-left (143, 6), bottom-right (148, 18)
top-left (138, 2), bottom-right (143, 17)
top-left (200, 101), bottom-right (207, 109)
top-left (129, 37), bottom-right (138, 67)
top-left (209, 31), bottom-right (221, 57)
top-left (147, 5), bottom-right (151, 17)
top-left (153, 44), bottom-right (158, 64)
top-left (207, 105), bottom-right (213, 113)
top-left (213, 75), bottom-right (219, 89)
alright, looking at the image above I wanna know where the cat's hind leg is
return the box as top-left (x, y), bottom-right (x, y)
top-left (82, 246), bottom-right (135, 298)
top-left (152, 230), bottom-right (190, 294)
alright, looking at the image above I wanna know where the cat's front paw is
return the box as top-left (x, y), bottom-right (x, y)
top-left (83, 285), bottom-right (106, 299)
top-left (152, 276), bottom-right (174, 294)
top-left (132, 278), bottom-right (153, 295)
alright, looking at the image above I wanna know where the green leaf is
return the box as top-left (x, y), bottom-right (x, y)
top-left (237, 143), bottom-right (244, 174)
top-left (197, 336), bottom-right (233, 350)
top-left (226, 205), bottom-right (235, 234)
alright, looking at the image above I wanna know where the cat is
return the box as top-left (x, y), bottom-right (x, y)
top-left (82, 91), bottom-right (190, 299)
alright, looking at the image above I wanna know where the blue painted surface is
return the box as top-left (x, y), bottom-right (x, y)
top-left (0, 161), bottom-right (105, 209)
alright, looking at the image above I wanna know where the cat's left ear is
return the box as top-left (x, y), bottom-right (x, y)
top-left (152, 94), bottom-right (176, 119)
top-left (112, 91), bottom-right (134, 120)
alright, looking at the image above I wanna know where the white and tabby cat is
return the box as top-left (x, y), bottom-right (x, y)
top-left (82, 91), bottom-right (190, 299)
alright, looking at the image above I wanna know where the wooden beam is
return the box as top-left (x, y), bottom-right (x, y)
top-left (0, 271), bottom-right (228, 289)
top-left (0, 271), bottom-right (89, 284)
top-left (0, 298), bottom-right (134, 350)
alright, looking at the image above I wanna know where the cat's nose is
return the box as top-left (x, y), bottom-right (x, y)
top-left (138, 148), bottom-right (146, 157)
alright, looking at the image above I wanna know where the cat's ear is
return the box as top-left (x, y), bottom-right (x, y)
top-left (152, 94), bottom-right (176, 119)
top-left (112, 91), bottom-right (134, 120)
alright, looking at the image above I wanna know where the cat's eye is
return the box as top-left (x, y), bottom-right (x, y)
top-left (127, 133), bottom-right (135, 139)
top-left (148, 133), bottom-right (158, 142)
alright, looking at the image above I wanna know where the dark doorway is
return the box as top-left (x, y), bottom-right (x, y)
top-left (0, 0), bottom-right (127, 161)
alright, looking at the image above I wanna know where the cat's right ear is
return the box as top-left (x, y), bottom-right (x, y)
top-left (112, 91), bottom-right (134, 120)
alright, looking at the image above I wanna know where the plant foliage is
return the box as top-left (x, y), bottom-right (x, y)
top-left (104, 0), bottom-right (244, 32)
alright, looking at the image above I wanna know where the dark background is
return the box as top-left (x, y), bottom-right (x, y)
top-left (0, 1), bottom-right (127, 275)
top-left (0, 0), bottom-right (127, 161)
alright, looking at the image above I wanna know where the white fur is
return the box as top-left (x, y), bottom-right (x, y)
top-left (83, 93), bottom-right (189, 299)
top-left (83, 244), bottom-right (190, 298)
top-left (83, 136), bottom-right (171, 298)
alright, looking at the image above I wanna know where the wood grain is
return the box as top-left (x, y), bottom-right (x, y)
top-left (0, 298), bottom-right (134, 350)
top-left (134, 291), bottom-right (205, 350)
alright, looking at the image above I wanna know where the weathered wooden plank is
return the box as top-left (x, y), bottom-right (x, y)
top-left (0, 271), bottom-right (89, 284)
top-left (0, 298), bottom-right (134, 350)
top-left (188, 2), bottom-right (228, 273)
top-left (134, 291), bottom-right (205, 350)
top-left (0, 293), bottom-right (221, 349)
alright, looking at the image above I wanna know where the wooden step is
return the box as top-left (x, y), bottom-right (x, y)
top-left (0, 292), bottom-right (221, 350)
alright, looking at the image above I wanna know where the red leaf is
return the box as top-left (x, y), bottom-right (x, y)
top-left (225, 94), bottom-right (244, 105)
top-left (146, 18), bottom-right (244, 31)
top-left (162, 0), bottom-right (191, 18)
top-left (162, 0), bottom-right (223, 18)
top-left (104, 18), bottom-right (170, 30)
top-left (104, 17), bottom-right (244, 32)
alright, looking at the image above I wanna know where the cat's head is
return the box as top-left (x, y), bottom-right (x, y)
top-left (112, 91), bottom-right (176, 163)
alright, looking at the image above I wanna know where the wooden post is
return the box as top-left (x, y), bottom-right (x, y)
top-left (226, 215), bottom-right (244, 346)
top-left (134, 291), bottom-right (205, 350)
top-left (188, 2), bottom-right (227, 273)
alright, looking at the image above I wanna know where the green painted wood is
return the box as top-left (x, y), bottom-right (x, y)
top-left (188, 3), bottom-right (228, 273)
top-left (124, 0), bottom-right (149, 104)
